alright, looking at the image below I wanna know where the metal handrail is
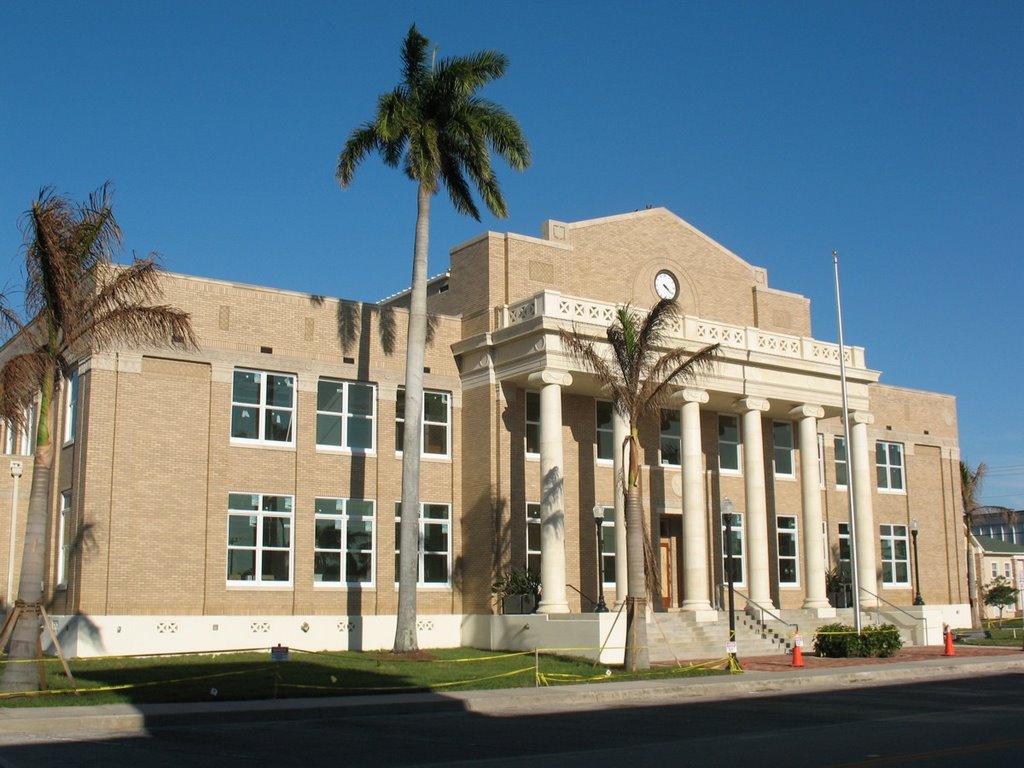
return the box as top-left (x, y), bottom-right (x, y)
top-left (566, 583), bottom-right (599, 610)
top-left (859, 587), bottom-right (928, 642)
top-left (718, 583), bottom-right (799, 636)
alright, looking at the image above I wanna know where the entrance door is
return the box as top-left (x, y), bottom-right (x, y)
top-left (659, 539), bottom-right (673, 608)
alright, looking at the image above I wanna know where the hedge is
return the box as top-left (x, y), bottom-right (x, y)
top-left (813, 623), bottom-right (903, 658)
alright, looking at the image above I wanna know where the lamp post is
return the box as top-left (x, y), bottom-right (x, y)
top-left (723, 497), bottom-right (738, 665)
top-left (592, 506), bottom-right (608, 613)
top-left (911, 519), bottom-right (925, 606)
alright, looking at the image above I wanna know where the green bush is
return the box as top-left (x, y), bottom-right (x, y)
top-left (813, 623), bottom-right (903, 658)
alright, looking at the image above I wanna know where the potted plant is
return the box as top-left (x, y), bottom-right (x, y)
top-left (492, 568), bottom-right (541, 615)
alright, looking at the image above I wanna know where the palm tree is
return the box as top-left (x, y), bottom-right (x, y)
top-left (960, 460), bottom-right (987, 628)
top-left (562, 300), bottom-right (717, 671)
top-left (0, 185), bottom-right (197, 692)
top-left (337, 25), bottom-right (529, 653)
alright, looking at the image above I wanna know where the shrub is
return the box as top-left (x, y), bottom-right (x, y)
top-left (813, 623), bottom-right (903, 658)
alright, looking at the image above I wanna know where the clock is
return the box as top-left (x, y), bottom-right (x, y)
top-left (654, 270), bottom-right (678, 300)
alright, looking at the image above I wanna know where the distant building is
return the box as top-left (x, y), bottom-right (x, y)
top-left (973, 535), bottom-right (1024, 618)
top-left (0, 208), bottom-right (969, 657)
top-left (970, 506), bottom-right (1024, 545)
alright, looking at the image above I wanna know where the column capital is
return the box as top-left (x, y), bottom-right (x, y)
top-left (851, 410), bottom-right (874, 426)
top-left (790, 404), bottom-right (824, 420)
top-left (668, 387), bottom-right (709, 406)
top-left (734, 396), bottom-right (769, 413)
top-left (527, 369), bottom-right (573, 388)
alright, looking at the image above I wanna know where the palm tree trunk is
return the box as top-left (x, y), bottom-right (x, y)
top-left (394, 183), bottom-right (431, 653)
top-left (622, 433), bottom-right (649, 671)
top-left (1, 374), bottom-right (55, 692)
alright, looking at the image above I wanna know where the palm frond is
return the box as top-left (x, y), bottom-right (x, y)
top-left (0, 351), bottom-right (48, 423)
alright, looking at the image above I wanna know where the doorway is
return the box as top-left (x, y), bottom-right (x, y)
top-left (659, 515), bottom-right (682, 609)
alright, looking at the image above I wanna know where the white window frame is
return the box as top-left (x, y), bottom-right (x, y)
top-left (63, 368), bottom-right (79, 445)
top-left (876, 441), bottom-right (905, 492)
top-left (718, 414), bottom-right (741, 473)
top-left (19, 403), bottom-right (35, 456)
top-left (315, 379), bottom-right (376, 453)
top-left (817, 433), bottom-right (825, 488)
top-left (396, 388), bottom-right (451, 458)
top-left (834, 436), bottom-right (848, 489)
top-left (777, 515), bottom-right (799, 586)
top-left (838, 522), bottom-right (851, 580)
top-left (230, 369), bottom-right (296, 447)
top-left (773, 421), bottom-right (794, 478)
top-left (660, 408), bottom-right (681, 467)
top-left (57, 491), bottom-right (71, 587)
top-left (226, 492), bottom-right (294, 586)
top-left (525, 391), bottom-right (540, 458)
top-left (526, 502), bottom-right (541, 575)
top-left (721, 511), bottom-right (745, 587)
top-left (313, 498), bottom-right (375, 586)
top-left (880, 523), bottom-right (910, 586)
top-left (395, 502), bottom-right (451, 586)
top-left (595, 400), bottom-right (614, 463)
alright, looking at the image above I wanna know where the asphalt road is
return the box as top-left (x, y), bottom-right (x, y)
top-left (1, 673), bottom-right (1022, 767)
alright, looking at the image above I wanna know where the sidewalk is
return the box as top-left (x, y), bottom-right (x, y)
top-left (0, 645), bottom-right (1021, 743)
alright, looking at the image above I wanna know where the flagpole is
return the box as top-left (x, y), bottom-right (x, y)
top-left (834, 250), bottom-right (862, 633)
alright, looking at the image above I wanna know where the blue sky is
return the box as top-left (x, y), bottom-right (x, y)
top-left (2, 1), bottom-right (1021, 507)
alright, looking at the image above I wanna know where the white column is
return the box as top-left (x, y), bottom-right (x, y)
top-left (849, 410), bottom-right (878, 608)
top-left (612, 408), bottom-right (629, 607)
top-left (680, 389), bottom-right (712, 611)
top-left (531, 371), bottom-right (572, 614)
top-left (737, 397), bottom-right (774, 609)
top-left (792, 404), bottom-right (830, 610)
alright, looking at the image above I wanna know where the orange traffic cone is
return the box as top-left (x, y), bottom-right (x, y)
top-left (791, 634), bottom-right (804, 668)
top-left (943, 624), bottom-right (955, 656)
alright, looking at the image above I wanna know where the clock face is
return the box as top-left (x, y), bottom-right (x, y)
top-left (655, 270), bottom-right (678, 300)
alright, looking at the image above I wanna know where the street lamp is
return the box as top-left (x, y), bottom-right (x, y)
top-left (723, 497), bottom-right (738, 666)
top-left (911, 519), bottom-right (925, 606)
top-left (592, 506), bottom-right (608, 613)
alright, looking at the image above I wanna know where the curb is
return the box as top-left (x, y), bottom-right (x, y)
top-left (2, 654), bottom-right (1023, 742)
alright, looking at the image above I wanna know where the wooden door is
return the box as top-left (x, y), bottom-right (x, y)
top-left (659, 539), bottom-right (673, 608)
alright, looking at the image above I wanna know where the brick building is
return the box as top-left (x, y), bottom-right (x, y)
top-left (0, 208), bottom-right (968, 657)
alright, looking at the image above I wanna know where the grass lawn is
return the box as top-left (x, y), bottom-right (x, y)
top-left (0, 648), bottom-right (729, 708)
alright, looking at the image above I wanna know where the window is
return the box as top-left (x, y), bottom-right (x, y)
top-left (773, 421), bottom-right (794, 477)
top-left (395, 502), bottom-right (451, 585)
top-left (19, 403), bottom-right (35, 455)
top-left (598, 506), bottom-right (616, 585)
top-left (660, 409), bottom-right (681, 466)
top-left (718, 414), bottom-right (740, 472)
top-left (838, 522), bottom-right (851, 581)
top-left (777, 516), bottom-right (798, 585)
top-left (314, 498), bottom-right (375, 584)
top-left (991, 562), bottom-right (998, 579)
top-left (396, 389), bottom-right (450, 457)
top-left (57, 491), bottom-right (71, 587)
top-left (63, 368), bottom-right (79, 444)
top-left (226, 493), bottom-right (293, 584)
top-left (817, 434), bottom-right (825, 488)
top-left (596, 400), bottom-right (614, 462)
top-left (316, 379), bottom-right (376, 451)
top-left (876, 441), bottom-right (905, 491)
top-left (231, 370), bottom-right (295, 446)
top-left (1005, 562), bottom-right (1012, 579)
top-left (722, 511), bottom-right (745, 585)
top-left (526, 503), bottom-right (541, 575)
top-left (880, 524), bottom-right (910, 586)
top-left (525, 391), bottom-right (540, 457)
top-left (834, 436), bottom-right (848, 488)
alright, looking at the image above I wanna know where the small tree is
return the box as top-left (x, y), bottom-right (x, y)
top-left (983, 575), bottom-right (1018, 622)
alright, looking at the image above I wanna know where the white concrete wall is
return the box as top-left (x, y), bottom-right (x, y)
top-left (45, 614), bottom-right (463, 658)
top-left (462, 613), bottom-right (626, 665)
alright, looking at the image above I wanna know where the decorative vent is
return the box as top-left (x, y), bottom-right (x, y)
top-left (337, 621), bottom-right (356, 633)
top-left (304, 317), bottom-right (315, 342)
top-left (416, 619), bottom-right (434, 632)
top-left (260, 346), bottom-right (273, 354)
top-left (156, 621), bottom-right (179, 634)
top-left (250, 621), bottom-right (270, 634)
top-left (218, 306), bottom-right (230, 331)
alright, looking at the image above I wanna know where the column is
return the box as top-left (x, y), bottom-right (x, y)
top-left (792, 404), bottom-right (830, 610)
top-left (849, 410), bottom-right (878, 607)
top-left (531, 370), bottom-right (572, 614)
top-left (680, 389), bottom-right (712, 611)
top-left (612, 408), bottom-right (629, 607)
top-left (737, 397), bottom-right (774, 609)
